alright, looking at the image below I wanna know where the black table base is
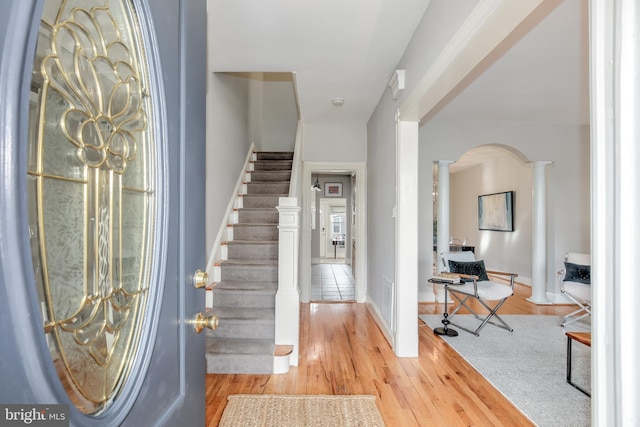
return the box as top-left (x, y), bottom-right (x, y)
top-left (428, 279), bottom-right (458, 337)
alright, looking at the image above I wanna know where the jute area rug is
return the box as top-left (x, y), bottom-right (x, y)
top-left (219, 394), bottom-right (386, 427)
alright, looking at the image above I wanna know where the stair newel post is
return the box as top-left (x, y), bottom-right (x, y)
top-left (276, 197), bottom-right (301, 366)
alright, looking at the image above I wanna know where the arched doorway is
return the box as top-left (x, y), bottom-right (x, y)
top-left (432, 145), bottom-right (558, 303)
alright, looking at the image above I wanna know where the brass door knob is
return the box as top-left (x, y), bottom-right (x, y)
top-left (193, 312), bottom-right (219, 334)
top-left (193, 269), bottom-right (209, 289)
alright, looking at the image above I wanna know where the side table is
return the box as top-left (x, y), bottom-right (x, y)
top-left (566, 331), bottom-right (591, 396)
top-left (428, 278), bottom-right (458, 337)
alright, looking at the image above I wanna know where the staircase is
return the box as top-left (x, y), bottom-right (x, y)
top-left (205, 151), bottom-right (293, 374)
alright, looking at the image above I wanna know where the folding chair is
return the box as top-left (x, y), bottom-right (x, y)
top-left (558, 252), bottom-right (591, 327)
top-left (440, 251), bottom-right (518, 336)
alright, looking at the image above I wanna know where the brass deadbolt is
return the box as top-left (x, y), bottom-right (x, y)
top-left (193, 269), bottom-right (209, 289)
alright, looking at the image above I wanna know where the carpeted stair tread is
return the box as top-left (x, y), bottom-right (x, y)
top-left (206, 337), bottom-right (275, 355)
top-left (209, 307), bottom-right (274, 339)
top-left (220, 263), bottom-right (278, 282)
top-left (211, 281), bottom-right (276, 309)
top-left (214, 306), bottom-right (275, 321)
top-left (249, 171), bottom-right (292, 182)
top-left (237, 207), bottom-right (279, 212)
top-left (226, 239), bottom-right (277, 244)
top-left (221, 258), bottom-right (278, 266)
top-left (246, 182), bottom-right (290, 194)
top-left (252, 161), bottom-right (293, 171)
top-left (242, 194), bottom-right (287, 208)
top-left (243, 193), bottom-right (288, 197)
top-left (226, 240), bottom-right (278, 250)
top-left (205, 339), bottom-right (275, 374)
top-left (231, 223), bottom-right (280, 228)
top-left (229, 224), bottom-right (278, 241)
top-left (226, 240), bottom-right (278, 260)
top-left (256, 151), bottom-right (294, 160)
top-left (236, 208), bottom-right (279, 224)
top-left (237, 207), bottom-right (279, 211)
top-left (213, 280), bottom-right (278, 293)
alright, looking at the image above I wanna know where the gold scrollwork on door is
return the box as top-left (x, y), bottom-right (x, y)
top-left (27, 0), bottom-right (157, 415)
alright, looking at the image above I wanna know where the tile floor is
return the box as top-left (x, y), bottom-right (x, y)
top-left (311, 262), bottom-right (355, 301)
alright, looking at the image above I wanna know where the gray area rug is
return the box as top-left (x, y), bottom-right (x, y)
top-left (419, 314), bottom-right (591, 427)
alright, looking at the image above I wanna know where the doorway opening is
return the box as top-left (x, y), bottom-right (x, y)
top-left (319, 198), bottom-right (347, 260)
top-left (302, 162), bottom-right (366, 303)
top-left (311, 177), bottom-right (353, 301)
top-left (312, 196), bottom-right (354, 300)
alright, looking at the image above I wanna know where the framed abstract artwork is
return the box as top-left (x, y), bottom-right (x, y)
top-left (478, 191), bottom-right (514, 231)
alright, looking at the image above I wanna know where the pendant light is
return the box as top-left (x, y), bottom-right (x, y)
top-left (312, 173), bottom-right (321, 191)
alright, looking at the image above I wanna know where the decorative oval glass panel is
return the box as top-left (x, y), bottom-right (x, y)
top-left (27, 0), bottom-right (156, 415)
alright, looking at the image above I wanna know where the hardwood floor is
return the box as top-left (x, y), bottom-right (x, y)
top-left (205, 283), bottom-right (577, 426)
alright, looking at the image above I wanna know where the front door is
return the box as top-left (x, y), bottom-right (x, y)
top-left (0, 1), bottom-right (207, 425)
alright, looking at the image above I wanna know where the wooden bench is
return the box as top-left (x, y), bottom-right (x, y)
top-left (566, 331), bottom-right (591, 396)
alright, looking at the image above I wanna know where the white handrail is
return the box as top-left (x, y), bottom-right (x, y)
top-left (288, 120), bottom-right (303, 199)
top-left (205, 143), bottom-right (255, 278)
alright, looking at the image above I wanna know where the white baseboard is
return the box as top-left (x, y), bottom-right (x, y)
top-left (514, 275), bottom-right (532, 287)
top-left (365, 297), bottom-right (395, 349)
top-left (547, 291), bottom-right (574, 304)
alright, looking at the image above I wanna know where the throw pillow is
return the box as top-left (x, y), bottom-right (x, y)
top-left (448, 260), bottom-right (489, 282)
top-left (563, 262), bottom-right (590, 284)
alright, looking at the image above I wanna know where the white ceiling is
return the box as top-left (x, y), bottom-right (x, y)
top-left (207, 0), bottom-right (588, 128)
top-left (439, 0), bottom-right (589, 172)
top-left (430, 0), bottom-right (589, 126)
top-left (207, 0), bottom-right (431, 124)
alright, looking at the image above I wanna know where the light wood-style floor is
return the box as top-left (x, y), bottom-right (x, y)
top-left (206, 283), bottom-right (578, 426)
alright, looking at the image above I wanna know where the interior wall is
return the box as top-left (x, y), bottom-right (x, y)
top-left (366, 0), bottom-right (480, 315)
top-left (449, 152), bottom-right (533, 279)
top-left (205, 72), bottom-right (253, 255)
top-left (248, 73), bottom-right (264, 149)
top-left (366, 97), bottom-right (398, 311)
top-left (262, 74), bottom-right (298, 151)
top-left (303, 123), bottom-right (367, 162)
top-left (226, 72), bottom-right (298, 152)
top-left (206, 72), bottom-right (300, 256)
